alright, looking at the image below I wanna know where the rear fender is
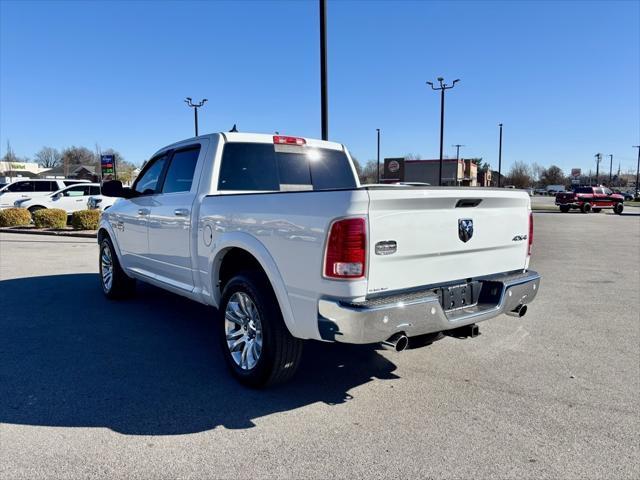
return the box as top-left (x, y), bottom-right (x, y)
top-left (209, 232), bottom-right (301, 339)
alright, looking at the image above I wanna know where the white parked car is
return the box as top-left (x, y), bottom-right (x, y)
top-left (98, 132), bottom-right (541, 387)
top-left (0, 178), bottom-right (89, 209)
top-left (16, 182), bottom-right (102, 215)
top-left (87, 194), bottom-right (119, 212)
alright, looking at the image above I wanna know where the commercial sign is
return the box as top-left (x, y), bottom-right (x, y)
top-left (101, 154), bottom-right (115, 178)
top-left (571, 168), bottom-right (581, 177)
top-left (383, 157), bottom-right (405, 182)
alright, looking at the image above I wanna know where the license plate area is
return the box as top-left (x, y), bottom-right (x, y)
top-left (438, 281), bottom-right (481, 312)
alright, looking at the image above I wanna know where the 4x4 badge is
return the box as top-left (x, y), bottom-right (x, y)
top-left (458, 218), bottom-right (473, 242)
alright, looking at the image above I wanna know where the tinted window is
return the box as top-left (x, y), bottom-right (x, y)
top-left (162, 147), bottom-right (200, 193)
top-left (576, 187), bottom-right (593, 194)
top-left (64, 181), bottom-right (85, 187)
top-left (34, 181), bottom-right (56, 192)
top-left (90, 186), bottom-right (101, 195)
top-left (133, 155), bottom-right (168, 195)
top-left (218, 143), bottom-right (356, 192)
top-left (7, 181), bottom-right (34, 192)
top-left (63, 185), bottom-right (90, 196)
top-left (218, 144), bottom-right (279, 191)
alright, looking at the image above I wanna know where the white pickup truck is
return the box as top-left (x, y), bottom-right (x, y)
top-left (99, 132), bottom-right (540, 387)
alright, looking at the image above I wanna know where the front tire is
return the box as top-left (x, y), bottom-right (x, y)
top-left (99, 237), bottom-right (135, 299)
top-left (28, 206), bottom-right (45, 216)
top-left (219, 271), bottom-right (303, 387)
top-left (614, 203), bottom-right (624, 215)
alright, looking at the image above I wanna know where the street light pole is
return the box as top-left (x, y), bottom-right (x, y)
top-left (319, 0), bottom-right (328, 140)
top-left (185, 97), bottom-right (207, 137)
top-left (594, 153), bottom-right (602, 186)
top-left (498, 123), bottom-right (503, 187)
top-left (376, 128), bottom-right (381, 183)
top-left (426, 77), bottom-right (460, 186)
top-left (633, 146), bottom-right (640, 198)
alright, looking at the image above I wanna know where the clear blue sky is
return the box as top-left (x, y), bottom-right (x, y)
top-left (1, 0), bottom-right (639, 174)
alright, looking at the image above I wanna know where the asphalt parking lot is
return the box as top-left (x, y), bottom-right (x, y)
top-left (1, 211), bottom-right (639, 479)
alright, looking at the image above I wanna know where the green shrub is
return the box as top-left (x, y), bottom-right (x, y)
top-left (0, 207), bottom-right (32, 227)
top-left (71, 209), bottom-right (100, 230)
top-left (32, 208), bottom-right (67, 229)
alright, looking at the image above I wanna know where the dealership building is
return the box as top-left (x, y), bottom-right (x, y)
top-left (383, 157), bottom-right (478, 186)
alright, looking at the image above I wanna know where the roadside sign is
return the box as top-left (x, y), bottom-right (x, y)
top-left (101, 154), bottom-right (115, 179)
top-left (571, 168), bottom-right (581, 177)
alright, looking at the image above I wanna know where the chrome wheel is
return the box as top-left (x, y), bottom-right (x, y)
top-left (101, 245), bottom-right (113, 292)
top-left (224, 291), bottom-right (263, 370)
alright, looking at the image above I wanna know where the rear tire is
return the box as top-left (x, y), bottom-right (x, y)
top-left (28, 206), bottom-right (45, 215)
top-left (613, 203), bottom-right (624, 215)
top-left (559, 205), bottom-right (570, 213)
top-left (99, 237), bottom-right (136, 299)
top-left (580, 203), bottom-right (592, 213)
top-left (219, 271), bottom-right (303, 387)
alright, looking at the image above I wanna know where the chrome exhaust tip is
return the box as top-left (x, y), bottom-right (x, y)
top-left (506, 304), bottom-right (528, 318)
top-left (381, 333), bottom-right (409, 352)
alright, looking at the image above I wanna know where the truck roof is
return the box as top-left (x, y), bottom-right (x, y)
top-left (155, 132), bottom-right (345, 157)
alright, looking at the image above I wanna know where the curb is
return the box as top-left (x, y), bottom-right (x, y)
top-left (0, 228), bottom-right (97, 239)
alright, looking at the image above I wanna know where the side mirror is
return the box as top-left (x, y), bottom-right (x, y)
top-left (102, 180), bottom-right (135, 199)
top-left (53, 193), bottom-right (62, 199)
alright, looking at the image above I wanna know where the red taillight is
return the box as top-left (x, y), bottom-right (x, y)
top-left (528, 212), bottom-right (534, 256)
top-left (324, 218), bottom-right (367, 279)
top-left (273, 135), bottom-right (306, 146)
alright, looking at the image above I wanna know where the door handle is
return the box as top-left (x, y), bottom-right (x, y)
top-left (138, 208), bottom-right (150, 215)
top-left (174, 208), bottom-right (189, 217)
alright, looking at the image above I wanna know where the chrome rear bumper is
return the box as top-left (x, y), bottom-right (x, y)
top-left (317, 270), bottom-right (541, 344)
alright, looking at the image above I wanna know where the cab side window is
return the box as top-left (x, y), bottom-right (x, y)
top-left (7, 181), bottom-right (34, 192)
top-left (63, 185), bottom-right (89, 197)
top-left (133, 154), bottom-right (169, 195)
top-left (34, 181), bottom-right (56, 192)
top-left (161, 147), bottom-right (200, 194)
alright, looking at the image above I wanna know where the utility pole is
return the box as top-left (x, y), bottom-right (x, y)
top-left (426, 77), bottom-right (460, 186)
top-left (594, 153), bottom-right (602, 186)
top-left (498, 123), bottom-right (503, 187)
top-left (608, 154), bottom-right (613, 186)
top-left (185, 97), bottom-right (207, 136)
top-left (634, 146), bottom-right (640, 198)
top-left (376, 128), bottom-right (381, 183)
top-left (319, 0), bottom-right (328, 140)
top-left (452, 144), bottom-right (465, 160)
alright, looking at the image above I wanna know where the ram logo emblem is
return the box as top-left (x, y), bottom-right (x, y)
top-left (458, 218), bottom-right (474, 243)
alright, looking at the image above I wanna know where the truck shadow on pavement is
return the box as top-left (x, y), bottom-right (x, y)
top-left (0, 274), bottom-right (399, 435)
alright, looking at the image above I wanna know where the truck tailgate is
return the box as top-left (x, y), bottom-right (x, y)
top-left (366, 188), bottom-right (531, 294)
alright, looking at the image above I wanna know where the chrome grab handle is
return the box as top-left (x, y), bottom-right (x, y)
top-left (174, 208), bottom-right (189, 217)
top-left (138, 208), bottom-right (150, 216)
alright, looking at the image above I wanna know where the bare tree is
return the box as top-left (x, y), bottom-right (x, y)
top-left (531, 162), bottom-right (544, 184)
top-left (1, 140), bottom-right (17, 163)
top-left (539, 165), bottom-right (565, 186)
top-left (506, 161), bottom-right (533, 189)
top-left (35, 147), bottom-right (62, 168)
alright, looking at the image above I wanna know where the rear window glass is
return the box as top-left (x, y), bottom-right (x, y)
top-left (218, 143), bottom-right (356, 192)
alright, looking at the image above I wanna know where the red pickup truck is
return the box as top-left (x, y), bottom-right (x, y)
top-left (556, 186), bottom-right (624, 214)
